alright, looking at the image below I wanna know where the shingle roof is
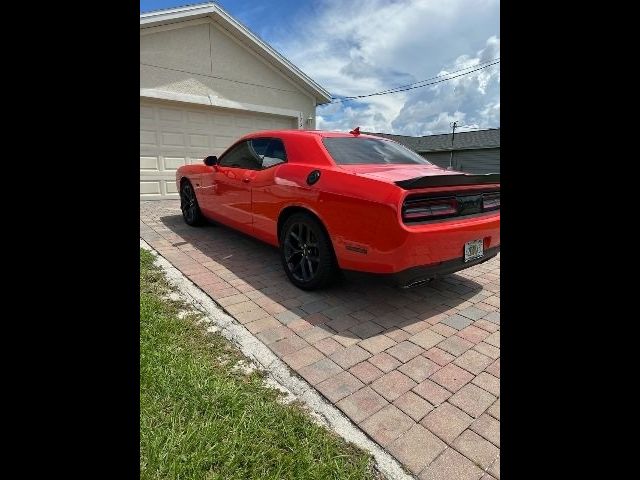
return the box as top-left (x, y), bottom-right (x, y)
top-left (363, 128), bottom-right (500, 152)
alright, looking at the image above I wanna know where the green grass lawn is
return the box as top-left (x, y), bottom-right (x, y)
top-left (140, 249), bottom-right (378, 480)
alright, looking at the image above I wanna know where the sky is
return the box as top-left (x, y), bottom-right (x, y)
top-left (140, 0), bottom-right (500, 136)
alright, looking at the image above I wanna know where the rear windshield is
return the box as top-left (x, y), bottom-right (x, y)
top-left (322, 137), bottom-right (431, 165)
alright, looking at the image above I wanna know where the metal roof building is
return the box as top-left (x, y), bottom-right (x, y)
top-left (365, 128), bottom-right (500, 174)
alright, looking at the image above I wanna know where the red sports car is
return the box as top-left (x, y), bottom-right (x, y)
top-left (176, 129), bottom-right (500, 290)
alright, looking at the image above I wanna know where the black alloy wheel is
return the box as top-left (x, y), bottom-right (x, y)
top-left (180, 181), bottom-right (203, 226)
top-left (280, 213), bottom-right (336, 290)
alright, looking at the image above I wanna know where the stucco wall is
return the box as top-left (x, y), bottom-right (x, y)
top-left (140, 20), bottom-right (316, 128)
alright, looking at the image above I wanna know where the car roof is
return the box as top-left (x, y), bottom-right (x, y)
top-left (240, 129), bottom-right (384, 140)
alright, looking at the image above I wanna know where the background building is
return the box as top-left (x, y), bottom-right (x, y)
top-left (365, 128), bottom-right (500, 174)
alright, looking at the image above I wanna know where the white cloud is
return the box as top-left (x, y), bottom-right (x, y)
top-left (276, 0), bottom-right (500, 135)
top-left (392, 36), bottom-right (500, 134)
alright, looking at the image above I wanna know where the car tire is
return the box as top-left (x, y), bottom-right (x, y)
top-left (180, 180), bottom-right (204, 226)
top-left (280, 212), bottom-right (337, 290)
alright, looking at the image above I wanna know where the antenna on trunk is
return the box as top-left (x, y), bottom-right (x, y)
top-left (349, 126), bottom-right (361, 136)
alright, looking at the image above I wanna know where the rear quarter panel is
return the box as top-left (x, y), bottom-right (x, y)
top-left (252, 152), bottom-right (404, 271)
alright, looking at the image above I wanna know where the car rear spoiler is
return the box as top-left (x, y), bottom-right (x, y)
top-left (395, 173), bottom-right (500, 190)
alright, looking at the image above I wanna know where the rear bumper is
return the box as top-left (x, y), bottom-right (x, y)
top-left (344, 246), bottom-right (500, 287)
top-left (335, 212), bottom-right (500, 274)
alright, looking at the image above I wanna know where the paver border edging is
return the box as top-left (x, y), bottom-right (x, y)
top-left (140, 238), bottom-right (415, 480)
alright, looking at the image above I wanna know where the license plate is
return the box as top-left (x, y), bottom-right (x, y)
top-left (464, 239), bottom-right (484, 262)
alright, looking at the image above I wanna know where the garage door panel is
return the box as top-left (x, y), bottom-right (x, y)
top-left (139, 144), bottom-right (160, 155)
top-left (140, 130), bottom-right (157, 145)
top-left (159, 108), bottom-right (184, 122)
top-left (254, 118), bottom-right (272, 129)
top-left (214, 112), bottom-right (234, 125)
top-left (211, 123), bottom-right (242, 137)
top-left (165, 181), bottom-right (179, 195)
top-left (234, 115), bottom-right (253, 128)
top-left (188, 134), bottom-right (209, 148)
top-left (140, 180), bottom-right (162, 196)
top-left (141, 99), bottom-right (297, 199)
top-left (214, 135), bottom-right (234, 149)
top-left (140, 156), bottom-right (159, 170)
top-left (187, 111), bottom-right (210, 124)
top-left (163, 157), bottom-right (187, 171)
top-left (161, 132), bottom-right (185, 146)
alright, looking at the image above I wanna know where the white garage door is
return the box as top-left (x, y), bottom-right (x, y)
top-left (140, 99), bottom-right (298, 199)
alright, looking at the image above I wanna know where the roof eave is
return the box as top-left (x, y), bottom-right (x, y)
top-left (140, 3), bottom-right (332, 105)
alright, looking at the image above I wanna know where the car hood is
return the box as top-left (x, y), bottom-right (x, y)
top-left (337, 164), bottom-right (461, 182)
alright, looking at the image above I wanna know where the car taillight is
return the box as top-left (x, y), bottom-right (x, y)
top-left (402, 198), bottom-right (458, 222)
top-left (483, 192), bottom-right (500, 211)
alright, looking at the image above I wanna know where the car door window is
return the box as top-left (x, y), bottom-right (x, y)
top-left (219, 138), bottom-right (287, 170)
top-left (249, 138), bottom-right (271, 159)
top-left (218, 140), bottom-right (262, 170)
top-left (260, 138), bottom-right (287, 169)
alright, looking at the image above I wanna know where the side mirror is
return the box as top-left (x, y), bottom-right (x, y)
top-left (204, 155), bottom-right (218, 166)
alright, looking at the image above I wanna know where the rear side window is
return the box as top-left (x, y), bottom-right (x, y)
top-left (218, 138), bottom-right (286, 170)
top-left (260, 138), bottom-right (287, 168)
top-left (322, 137), bottom-right (431, 165)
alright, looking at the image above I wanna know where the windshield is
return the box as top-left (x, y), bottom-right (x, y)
top-left (322, 137), bottom-right (431, 165)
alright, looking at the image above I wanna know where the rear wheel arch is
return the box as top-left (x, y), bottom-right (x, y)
top-left (278, 207), bottom-right (339, 289)
top-left (277, 206), bottom-right (331, 246)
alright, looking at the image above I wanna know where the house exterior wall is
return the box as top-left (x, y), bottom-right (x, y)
top-left (140, 19), bottom-right (316, 128)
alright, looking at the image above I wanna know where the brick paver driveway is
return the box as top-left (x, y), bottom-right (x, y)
top-left (141, 200), bottom-right (500, 479)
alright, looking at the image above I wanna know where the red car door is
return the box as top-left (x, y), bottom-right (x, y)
top-left (250, 138), bottom-right (288, 243)
top-left (199, 139), bottom-right (266, 235)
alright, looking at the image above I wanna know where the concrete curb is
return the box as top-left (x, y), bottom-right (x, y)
top-left (140, 238), bottom-right (414, 480)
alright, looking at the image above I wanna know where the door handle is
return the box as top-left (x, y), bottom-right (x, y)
top-left (242, 178), bottom-right (250, 183)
